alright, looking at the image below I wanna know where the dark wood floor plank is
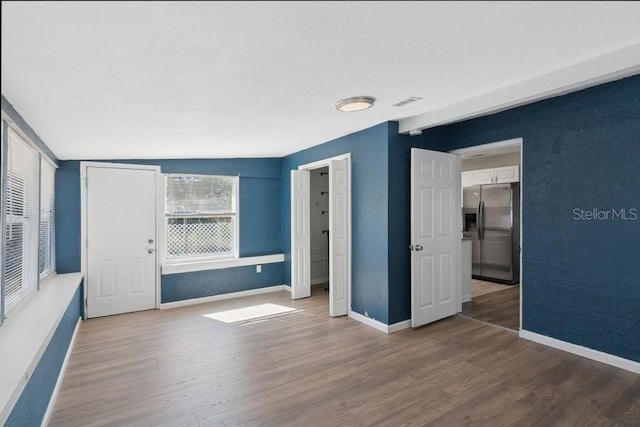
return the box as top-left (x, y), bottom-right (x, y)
top-left (50, 289), bottom-right (639, 427)
top-left (462, 284), bottom-right (520, 330)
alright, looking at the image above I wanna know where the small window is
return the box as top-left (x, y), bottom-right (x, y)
top-left (39, 159), bottom-right (56, 279)
top-left (165, 174), bottom-right (238, 261)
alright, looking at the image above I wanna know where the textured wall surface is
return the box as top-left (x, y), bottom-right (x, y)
top-left (281, 123), bottom-right (391, 323)
top-left (445, 75), bottom-right (640, 361)
top-left (161, 263), bottom-right (283, 303)
top-left (55, 158), bottom-right (282, 268)
top-left (5, 284), bottom-right (82, 427)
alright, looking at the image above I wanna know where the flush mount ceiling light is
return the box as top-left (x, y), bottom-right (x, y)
top-left (335, 96), bottom-right (376, 112)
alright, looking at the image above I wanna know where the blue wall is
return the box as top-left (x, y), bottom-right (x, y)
top-left (56, 158), bottom-right (282, 269)
top-left (281, 123), bottom-right (391, 323)
top-left (56, 163), bottom-right (82, 274)
top-left (162, 263), bottom-right (283, 303)
top-left (444, 75), bottom-right (640, 361)
top-left (6, 284), bottom-right (83, 427)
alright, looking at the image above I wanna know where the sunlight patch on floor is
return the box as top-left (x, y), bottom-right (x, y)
top-left (202, 303), bottom-right (298, 323)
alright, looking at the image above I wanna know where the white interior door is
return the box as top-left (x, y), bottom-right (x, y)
top-left (86, 166), bottom-right (157, 318)
top-left (411, 148), bottom-right (461, 327)
top-left (291, 169), bottom-right (311, 299)
top-left (329, 159), bottom-right (348, 316)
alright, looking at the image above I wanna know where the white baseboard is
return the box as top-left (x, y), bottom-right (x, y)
top-left (519, 329), bottom-right (640, 374)
top-left (388, 319), bottom-right (412, 333)
top-left (311, 278), bottom-right (328, 286)
top-left (348, 310), bottom-right (411, 334)
top-left (462, 295), bottom-right (471, 303)
top-left (159, 285), bottom-right (286, 310)
top-left (41, 316), bottom-right (81, 427)
top-left (283, 285), bottom-right (291, 293)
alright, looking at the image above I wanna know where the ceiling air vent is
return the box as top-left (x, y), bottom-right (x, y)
top-left (392, 96), bottom-right (422, 107)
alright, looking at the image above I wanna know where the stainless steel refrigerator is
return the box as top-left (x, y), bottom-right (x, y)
top-left (463, 183), bottom-right (520, 284)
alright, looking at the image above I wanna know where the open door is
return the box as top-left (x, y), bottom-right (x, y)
top-left (411, 148), bottom-right (461, 327)
top-left (291, 169), bottom-right (311, 299)
top-left (329, 159), bottom-right (348, 316)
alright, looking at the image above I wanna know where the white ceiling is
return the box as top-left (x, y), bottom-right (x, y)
top-left (2, 1), bottom-right (640, 160)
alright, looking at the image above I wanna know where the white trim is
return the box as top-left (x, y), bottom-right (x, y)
top-left (348, 310), bottom-right (388, 333)
top-left (295, 153), bottom-right (352, 317)
top-left (387, 319), bottom-right (412, 333)
top-left (283, 285), bottom-right (292, 293)
top-left (519, 330), bottom-right (640, 374)
top-left (311, 278), bottom-right (328, 285)
top-left (0, 272), bottom-right (82, 425)
top-left (162, 254), bottom-right (284, 275)
top-left (159, 285), bottom-right (286, 310)
top-left (155, 170), bottom-right (164, 309)
top-left (399, 43), bottom-right (640, 133)
top-left (41, 316), bottom-right (81, 427)
top-left (80, 161), bottom-right (162, 319)
top-left (297, 153), bottom-right (350, 171)
top-left (348, 310), bottom-right (411, 334)
top-left (450, 138), bottom-right (523, 155)
top-left (452, 137), bottom-right (523, 330)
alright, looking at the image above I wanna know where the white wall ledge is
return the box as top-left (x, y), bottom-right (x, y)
top-left (162, 254), bottom-right (284, 275)
top-left (0, 272), bottom-right (83, 425)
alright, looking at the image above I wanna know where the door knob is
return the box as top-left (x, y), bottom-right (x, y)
top-left (147, 248), bottom-right (155, 254)
top-left (415, 245), bottom-right (424, 251)
top-left (148, 239), bottom-right (154, 244)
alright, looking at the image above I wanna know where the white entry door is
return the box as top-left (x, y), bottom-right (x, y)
top-left (86, 165), bottom-right (157, 318)
top-left (411, 148), bottom-right (461, 327)
top-left (291, 169), bottom-right (311, 299)
top-left (329, 159), bottom-right (348, 317)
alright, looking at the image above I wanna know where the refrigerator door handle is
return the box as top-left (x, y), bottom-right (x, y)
top-left (478, 200), bottom-right (484, 240)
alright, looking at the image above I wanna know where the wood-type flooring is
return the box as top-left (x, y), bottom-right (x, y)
top-left (462, 281), bottom-right (520, 331)
top-left (50, 287), bottom-right (639, 426)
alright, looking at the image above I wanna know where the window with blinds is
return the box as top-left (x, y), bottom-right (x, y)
top-left (165, 174), bottom-right (238, 261)
top-left (39, 159), bottom-right (56, 279)
top-left (4, 128), bottom-right (40, 315)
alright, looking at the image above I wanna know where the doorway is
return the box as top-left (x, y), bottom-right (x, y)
top-left (290, 154), bottom-right (351, 317)
top-left (451, 138), bottom-right (523, 331)
top-left (81, 162), bottom-right (162, 318)
top-left (310, 167), bottom-right (330, 292)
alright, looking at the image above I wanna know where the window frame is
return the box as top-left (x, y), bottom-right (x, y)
top-left (163, 174), bottom-right (239, 264)
top-left (39, 157), bottom-right (56, 282)
top-left (1, 120), bottom-right (57, 324)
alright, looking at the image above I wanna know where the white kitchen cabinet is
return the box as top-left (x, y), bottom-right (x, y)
top-left (471, 168), bottom-right (494, 185)
top-left (461, 171), bottom-right (473, 187)
top-left (466, 166), bottom-right (519, 186)
top-left (494, 165), bottom-right (519, 183)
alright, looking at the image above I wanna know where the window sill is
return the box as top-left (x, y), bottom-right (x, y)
top-left (161, 254), bottom-right (284, 275)
top-left (0, 272), bottom-right (82, 423)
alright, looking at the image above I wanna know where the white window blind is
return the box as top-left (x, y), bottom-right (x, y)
top-left (165, 174), bottom-right (238, 260)
top-left (39, 159), bottom-right (56, 279)
top-left (4, 128), bottom-right (40, 315)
